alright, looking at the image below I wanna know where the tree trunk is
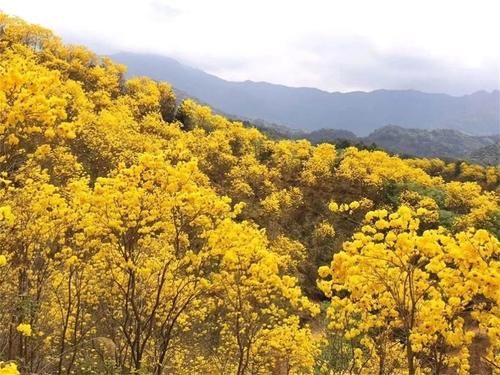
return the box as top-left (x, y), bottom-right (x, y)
top-left (407, 341), bottom-right (415, 375)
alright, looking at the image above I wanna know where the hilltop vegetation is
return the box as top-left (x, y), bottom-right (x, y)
top-left (469, 143), bottom-right (500, 166)
top-left (242, 124), bottom-right (500, 165)
top-left (364, 126), bottom-right (499, 162)
top-left (0, 14), bottom-right (499, 375)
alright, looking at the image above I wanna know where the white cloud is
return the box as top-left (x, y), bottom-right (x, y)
top-left (1, 0), bottom-right (499, 94)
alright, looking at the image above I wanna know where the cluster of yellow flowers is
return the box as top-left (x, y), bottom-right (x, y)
top-left (0, 363), bottom-right (19, 375)
top-left (336, 148), bottom-right (438, 188)
top-left (329, 198), bottom-right (372, 215)
top-left (0, 206), bottom-right (14, 226)
top-left (15, 324), bottom-right (31, 337)
top-left (406, 158), bottom-right (500, 191)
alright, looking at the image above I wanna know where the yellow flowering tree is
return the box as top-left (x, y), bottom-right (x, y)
top-left (319, 206), bottom-right (499, 374)
top-left (78, 153), bottom-right (233, 374)
top-left (0, 169), bottom-right (76, 372)
top-left (205, 219), bottom-right (319, 374)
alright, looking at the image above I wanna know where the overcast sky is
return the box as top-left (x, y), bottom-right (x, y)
top-left (1, 0), bottom-right (499, 95)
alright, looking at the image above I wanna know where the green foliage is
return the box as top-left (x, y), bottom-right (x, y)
top-left (438, 209), bottom-right (458, 229)
top-left (383, 182), bottom-right (446, 207)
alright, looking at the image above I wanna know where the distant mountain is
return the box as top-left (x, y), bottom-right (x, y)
top-left (305, 129), bottom-right (358, 143)
top-left (468, 143), bottom-right (500, 166)
top-left (364, 126), bottom-right (500, 160)
top-left (111, 52), bottom-right (500, 136)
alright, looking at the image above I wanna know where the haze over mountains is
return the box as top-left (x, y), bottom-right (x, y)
top-left (112, 52), bottom-right (500, 137)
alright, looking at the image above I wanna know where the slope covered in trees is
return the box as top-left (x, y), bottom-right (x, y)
top-left (364, 126), bottom-right (499, 162)
top-left (0, 14), bottom-right (499, 375)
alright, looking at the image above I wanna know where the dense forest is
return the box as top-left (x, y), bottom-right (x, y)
top-left (0, 13), bottom-right (499, 375)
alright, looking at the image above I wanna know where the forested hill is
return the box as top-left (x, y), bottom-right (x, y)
top-left (239, 124), bottom-right (500, 165)
top-left (300, 125), bottom-right (500, 163)
top-left (365, 126), bottom-right (500, 160)
top-left (0, 13), bottom-right (499, 375)
top-left (112, 52), bottom-right (500, 136)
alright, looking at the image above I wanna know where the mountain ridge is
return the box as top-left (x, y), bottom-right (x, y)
top-left (111, 52), bottom-right (500, 136)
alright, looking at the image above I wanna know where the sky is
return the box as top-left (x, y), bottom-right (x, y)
top-left (1, 0), bottom-right (499, 95)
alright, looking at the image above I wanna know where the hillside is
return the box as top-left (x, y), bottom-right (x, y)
top-left (112, 52), bottom-right (500, 136)
top-left (223, 100), bottom-right (500, 161)
top-left (364, 125), bottom-right (500, 160)
top-left (469, 143), bottom-right (500, 166)
top-left (0, 14), bottom-right (499, 375)
top-left (242, 123), bottom-right (500, 164)
top-left (302, 128), bottom-right (358, 143)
